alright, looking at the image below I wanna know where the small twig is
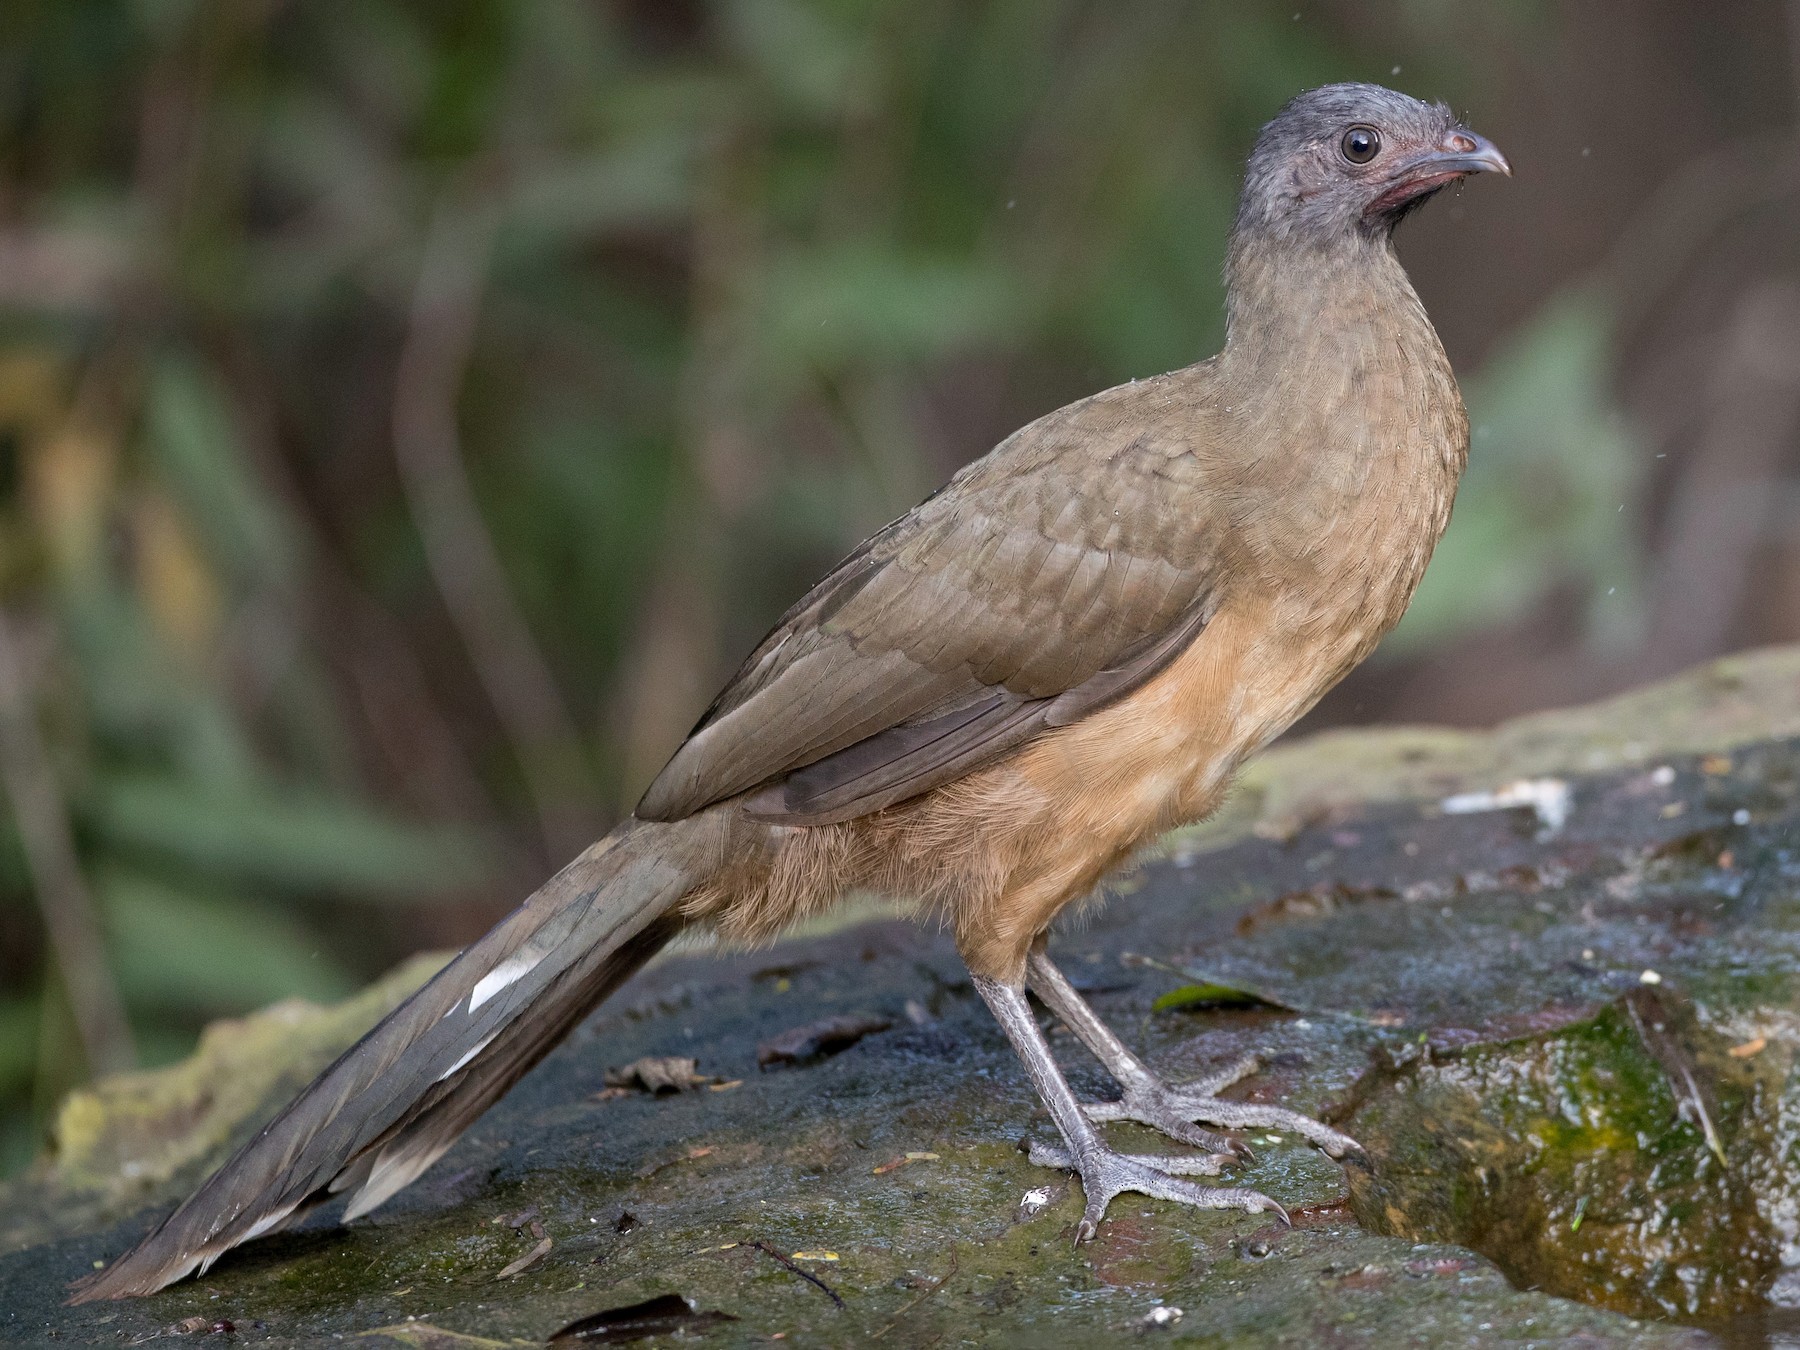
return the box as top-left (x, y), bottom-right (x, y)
top-left (869, 1246), bottom-right (957, 1340)
top-left (0, 612), bottom-right (134, 1075)
top-left (495, 1235), bottom-right (554, 1280)
top-left (742, 1240), bottom-right (844, 1309)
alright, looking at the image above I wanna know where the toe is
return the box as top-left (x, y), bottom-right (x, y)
top-left (1139, 1151), bottom-right (1234, 1177)
top-left (1165, 1096), bottom-right (1359, 1158)
top-left (1060, 1148), bottom-right (1295, 1243)
top-left (1285, 1117), bottom-right (1363, 1158)
top-left (1076, 1184), bottom-right (1121, 1244)
top-left (1164, 1117), bottom-right (1250, 1157)
top-left (1164, 1177), bottom-right (1275, 1216)
top-left (1190, 1052), bottom-right (1264, 1096)
top-left (1191, 1183), bottom-right (1287, 1225)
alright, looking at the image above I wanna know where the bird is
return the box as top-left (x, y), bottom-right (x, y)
top-left (70, 82), bottom-right (1509, 1301)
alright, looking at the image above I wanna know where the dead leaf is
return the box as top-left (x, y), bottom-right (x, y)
top-left (1234, 883), bottom-right (1399, 936)
top-left (548, 1294), bottom-right (736, 1344)
top-left (757, 1013), bottom-right (893, 1067)
top-left (495, 1235), bottom-right (552, 1280)
top-left (601, 1056), bottom-right (715, 1095)
top-left (1152, 979), bottom-right (1294, 1013)
top-left (872, 1150), bottom-right (938, 1175)
top-left (1624, 986), bottom-right (1726, 1164)
top-left (1439, 777), bottom-right (1572, 835)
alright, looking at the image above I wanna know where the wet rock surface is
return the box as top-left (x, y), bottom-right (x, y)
top-left (11, 648), bottom-right (1800, 1346)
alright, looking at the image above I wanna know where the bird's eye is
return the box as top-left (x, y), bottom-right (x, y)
top-left (1340, 125), bottom-right (1381, 164)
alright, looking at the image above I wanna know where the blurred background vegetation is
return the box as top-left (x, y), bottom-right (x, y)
top-left (1, 0), bottom-right (1797, 1174)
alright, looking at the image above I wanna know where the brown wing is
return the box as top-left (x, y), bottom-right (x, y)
top-left (635, 370), bottom-right (1228, 825)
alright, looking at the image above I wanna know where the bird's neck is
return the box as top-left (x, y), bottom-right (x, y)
top-left (1218, 228), bottom-right (1422, 378)
top-left (1213, 225), bottom-right (1463, 483)
top-left (1210, 224), bottom-right (1468, 630)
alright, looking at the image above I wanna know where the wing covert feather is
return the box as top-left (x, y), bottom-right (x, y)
top-left (635, 371), bottom-right (1227, 824)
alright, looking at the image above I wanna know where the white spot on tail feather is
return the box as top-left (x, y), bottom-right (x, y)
top-left (342, 1137), bottom-right (458, 1222)
top-left (437, 1032), bottom-right (498, 1083)
top-left (238, 1201), bottom-right (301, 1243)
top-left (185, 1197), bottom-right (304, 1281)
top-left (468, 951), bottom-right (542, 1012)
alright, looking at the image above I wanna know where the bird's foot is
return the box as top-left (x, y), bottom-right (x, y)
top-left (1026, 1140), bottom-right (1286, 1243)
top-left (1081, 1053), bottom-right (1362, 1160)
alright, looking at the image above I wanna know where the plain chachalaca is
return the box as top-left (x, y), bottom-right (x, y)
top-left (70, 82), bottom-right (1509, 1301)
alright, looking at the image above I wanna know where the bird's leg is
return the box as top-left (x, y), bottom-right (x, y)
top-left (1025, 947), bottom-right (1361, 1160)
top-left (969, 971), bottom-right (1284, 1242)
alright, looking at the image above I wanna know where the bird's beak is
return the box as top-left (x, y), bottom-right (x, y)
top-left (1423, 128), bottom-right (1511, 179)
top-left (1365, 127), bottom-right (1510, 219)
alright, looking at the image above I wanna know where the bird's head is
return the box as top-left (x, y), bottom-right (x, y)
top-left (1234, 83), bottom-right (1509, 246)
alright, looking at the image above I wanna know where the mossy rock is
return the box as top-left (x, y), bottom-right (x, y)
top-left (1350, 989), bottom-right (1787, 1320)
top-left (15, 650), bottom-right (1800, 1344)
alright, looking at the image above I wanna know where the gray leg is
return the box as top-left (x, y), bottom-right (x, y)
top-left (970, 971), bottom-right (1285, 1243)
top-left (1025, 948), bottom-right (1360, 1160)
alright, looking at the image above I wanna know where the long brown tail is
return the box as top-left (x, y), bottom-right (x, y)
top-left (68, 815), bottom-right (711, 1303)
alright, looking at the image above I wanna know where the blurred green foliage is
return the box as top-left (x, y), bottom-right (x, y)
top-left (0, 0), bottom-right (1630, 1177)
top-left (1394, 295), bottom-right (1645, 653)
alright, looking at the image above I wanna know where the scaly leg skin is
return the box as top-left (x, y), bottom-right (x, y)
top-left (1025, 947), bottom-right (1362, 1161)
top-left (970, 971), bottom-right (1286, 1242)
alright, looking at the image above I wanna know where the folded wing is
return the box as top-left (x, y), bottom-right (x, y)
top-left (637, 374), bottom-right (1226, 824)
